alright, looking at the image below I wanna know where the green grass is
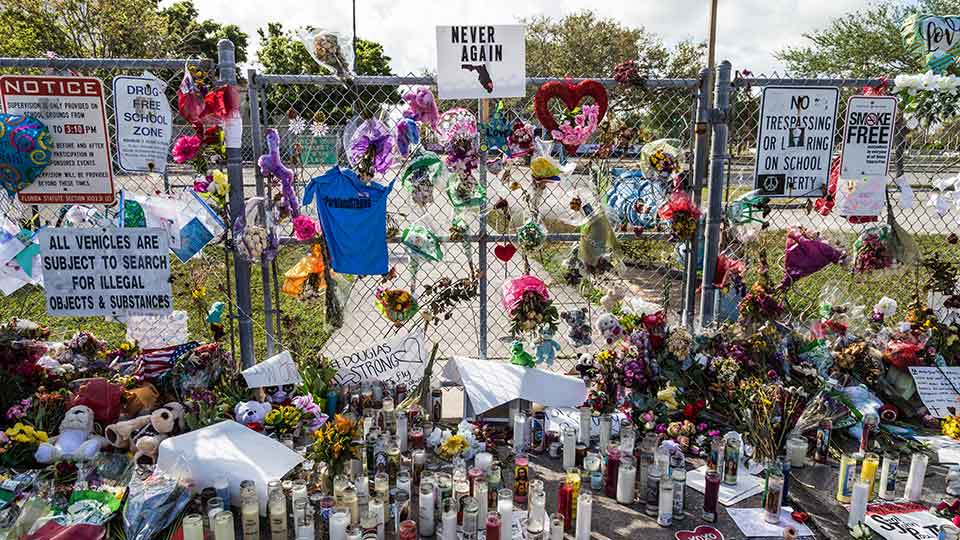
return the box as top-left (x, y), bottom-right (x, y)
top-left (0, 246), bottom-right (332, 362)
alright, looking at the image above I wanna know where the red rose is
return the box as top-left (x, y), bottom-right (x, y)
top-left (683, 403), bottom-right (696, 420)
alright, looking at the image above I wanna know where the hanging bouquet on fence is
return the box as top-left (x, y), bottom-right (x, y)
top-left (894, 72), bottom-right (960, 128)
top-left (502, 275), bottom-right (559, 337)
top-left (657, 191), bottom-right (701, 242)
top-left (375, 288), bottom-right (419, 325)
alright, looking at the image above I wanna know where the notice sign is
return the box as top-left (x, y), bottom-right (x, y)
top-left (331, 331), bottom-right (431, 387)
top-left (753, 86), bottom-right (839, 198)
top-left (866, 502), bottom-right (952, 540)
top-left (436, 25), bottom-right (526, 100)
top-left (0, 76), bottom-right (114, 204)
top-left (841, 95), bottom-right (897, 177)
top-left (907, 366), bottom-right (960, 418)
top-left (39, 228), bottom-right (172, 317)
top-left (112, 74), bottom-right (172, 173)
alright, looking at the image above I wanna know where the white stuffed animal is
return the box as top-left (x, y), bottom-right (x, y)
top-left (34, 405), bottom-right (106, 463)
top-left (595, 312), bottom-right (623, 345)
top-left (600, 285), bottom-right (626, 313)
top-left (234, 400), bottom-right (272, 426)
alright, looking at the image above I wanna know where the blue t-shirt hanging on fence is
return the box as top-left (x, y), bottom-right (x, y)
top-left (303, 166), bottom-right (395, 276)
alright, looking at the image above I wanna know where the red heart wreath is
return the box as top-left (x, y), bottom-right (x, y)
top-left (533, 79), bottom-right (609, 153)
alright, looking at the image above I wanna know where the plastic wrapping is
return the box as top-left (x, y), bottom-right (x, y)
top-left (233, 196), bottom-right (278, 263)
top-left (605, 168), bottom-right (665, 230)
top-left (298, 29), bottom-right (354, 78)
top-left (579, 211), bottom-right (620, 275)
top-left (122, 467), bottom-right (191, 540)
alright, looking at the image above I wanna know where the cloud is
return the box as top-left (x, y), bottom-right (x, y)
top-left (181, 0), bottom-right (872, 75)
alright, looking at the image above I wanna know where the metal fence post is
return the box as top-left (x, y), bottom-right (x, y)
top-left (478, 99), bottom-right (490, 360)
top-left (683, 68), bottom-right (712, 329)
top-left (218, 39), bottom-right (255, 367)
top-left (698, 61), bottom-right (732, 328)
top-left (247, 68), bottom-right (275, 357)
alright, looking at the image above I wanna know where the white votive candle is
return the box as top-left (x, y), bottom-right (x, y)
top-left (575, 492), bottom-right (592, 540)
top-left (848, 480), bottom-right (869, 528)
top-left (905, 453), bottom-right (928, 502)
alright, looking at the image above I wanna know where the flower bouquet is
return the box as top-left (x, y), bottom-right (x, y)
top-left (349, 118), bottom-right (394, 180)
top-left (502, 275), bottom-right (559, 337)
top-left (853, 225), bottom-right (894, 273)
top-left (427, 421), bottom-right (482, 461)
top-left (0, 422), bottom-right (48, 468)
top-left (264, 405), bottom-right (303, 438)
top-left (780, 227), bottom-right (846, 289)
top-left (375, 288), bottom-right (419, 325)
top-left (310, 415), bottom-right (361, 475)
top-left (657, 191), bottom-right (701, 242)
top-left (516, 220), bottom-right (546, 251)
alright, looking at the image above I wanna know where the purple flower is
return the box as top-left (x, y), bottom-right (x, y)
top-left (697, 422), bottom-right (708, 432)
top-left (707, 429), bottom-right (721, 438)
top-left (655, 423), bottom-right (667, 434)
top-left (349, 119), bottom-right (394, 176)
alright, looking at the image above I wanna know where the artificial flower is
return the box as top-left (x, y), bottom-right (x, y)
top-left (292, 215), bottom-right (319, 242)
top-left (172, 135), bottom-right (202, 163)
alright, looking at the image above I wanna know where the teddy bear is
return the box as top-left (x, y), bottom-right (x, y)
top-left (535, 327), bottom-right (562, 367)
top-left (510, 340), bottom-right (535, 368)
top-left (561, 308), bottom-right (592, 347)
top-left (234, 400), bottom-right (273, 428)
top-left (595, 313), bottom-right (623, 345)
top-left (35, 405), bottom-right (107, 464)
top-left (131, 403), bottom-right (185, 465)
top-left (600, 285), bottom-right (626, 313)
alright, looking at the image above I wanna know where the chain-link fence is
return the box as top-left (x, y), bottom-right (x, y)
top-left (249, 72), bottom-right (704, 377)
top-left (0, 57), bottom-right (244, 360)
top-left (722, 72), bottom-right (960, 323)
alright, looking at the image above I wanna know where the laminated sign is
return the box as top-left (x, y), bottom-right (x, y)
top-left (38, 227), bottom-right (172, 317)
top-left (835, 95), bottom-right (897, 217)
top-left (753, 86), bottom-right (839, 198)
top-left (436, 25), bottom-right (526, 99)
top-left (112, 74), bottom-right (173, 174)
top-left (0, 76), bottom-right (114, 204)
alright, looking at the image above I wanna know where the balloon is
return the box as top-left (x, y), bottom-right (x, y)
top-left (0, 113), bottom-right (52, 196)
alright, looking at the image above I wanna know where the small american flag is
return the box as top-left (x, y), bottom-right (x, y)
top-left (135, 342), bottom-right (200, 381)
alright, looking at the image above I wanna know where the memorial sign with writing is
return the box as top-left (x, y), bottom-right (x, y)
top-left (436, 25), bottom-right (526, 99)
top-left (242, 350), bottom-right (302, 388)
top-left (908, 366), bottom-right (960, 418)
top-left (39, 227), bottom-right (172, 317)
top-left (331, 331), bottom-right (431, 387)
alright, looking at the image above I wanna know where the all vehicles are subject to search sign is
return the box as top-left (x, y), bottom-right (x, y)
top-left (753, 86), bottom-right (839, 198)
top-left (0, 75), bottom-right (114, 204)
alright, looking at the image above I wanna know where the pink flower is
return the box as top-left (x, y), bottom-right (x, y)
top-left (193, 177), bottom-right (210, 193)
top-left (292, 215), bottom-right (319, 241)
top-left (172, 135), bottom-right (202, 163)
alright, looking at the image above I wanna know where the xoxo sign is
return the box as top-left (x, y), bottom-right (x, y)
top-left (675, 525), bottom-right (724, 540)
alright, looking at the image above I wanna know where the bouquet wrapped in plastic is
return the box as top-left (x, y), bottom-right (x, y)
top-left (375, 288), bottom-right (419, 325)
top-left (657, 191), bottom-right (702, 242)
top-left (605, 168), bottom-right (666, 231)
top-left (298, 29), bottom-right (354, 78)
top-left (400, 151), bottom-right (444, 208)
top-left (780, 228), bottom-right (846, 289)
top-left (853, 225), bottom-right (894, 273)
top-left (122, 468), bottom-right (191, 540)
top-left (502, 275), bottom-right (559, 337)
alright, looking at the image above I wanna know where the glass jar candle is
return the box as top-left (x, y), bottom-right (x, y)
top-left (722, 432), bottom-right (741, 486)
top-left (485, 512), bottom-right (501, 540)
top-left (468, 467), bottom-right (484, 494)
top-left (514, 454), bottom-right (529, 503)
top-left (565, 468), bottom-right (581, 525)
top-left (763, 464), bottom-right (784, 524)
top-left (905, 453), bottom-right (928, 502)
top-left (557, 480), bottom-right (574, 532)
top-left (529, 488), bottom-right (546, 527)
top-left (657, 470), bottom-right (674, 527)
top-left (496, 489), bottom-right (513, 535)
top-left (461, 496), bottom-right (479, 539)
top-left (584, 452), bottom-right (602, 491)
top-left (474, 479), bottom-right (488, 523)
top-left (409, 427), bottom-right (425, 450)
top-left (412, 449), bottom-right (426, 484)
top-left (786, 436), bottom-right (808, 468)
top-left (645, 464), bottom-right (662, 518)
top-left (240, 480), bottom-right (259, 540)
top-left (330, 508), bottom-right (349, 540)
top-left (620, 424), bottom-right (636, 455)
top-left (604, 447), bottom-right (621, 498)
top-left (213, 511), bottom-right (235, 540)
top-left (418, 482), bottom-right (435, 537)
top-left (562, 426), bottom-right (577, 470)
top-left (269, 491), bottom-right (288, 540)
top-left (859, 413), bottom-right (879, 457)
top-left (574, 491), bottom-right (592, 540)
top-left (513, 412), bottom-right (527, 451)
top-left (598, 414), bottom-right (612, 452)
top-left (836, 453), bottom-right (858, 503)
top-left (342, 485), bottom-right (359, 527)
top-left (182, 514), bottom-right (203, 540)
top-left (578, 407), bottom-right (592, 445)
top-left (860, 452), bottom-right (880, 500)
top-left (399, 520), bottom-right (417, 540)
top-left (397, 469), bottom-right (412, 498)
top-left (702, 470), bottom-right (720, 522)
top-left (814, 419), bottom-right (832, 464)
top-left (879, 452), bottom-right (899, 501)
top-left (616, 456), bottom-right (637, 504)
top-left (549, 513), bottom-right (564, 540)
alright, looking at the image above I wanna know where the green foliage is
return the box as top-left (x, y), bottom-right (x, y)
top-left (0, 0), bottom-right (248, 62)
top-left (776, 0), bottom-right (960, 77)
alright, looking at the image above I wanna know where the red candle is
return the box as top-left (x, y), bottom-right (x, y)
top-left (558, 482), bottom-right (574, 531)
top-left (399, 520), bottom-right (417, 540)
top-left (409, 428), bottom-right (425, 450)
top-left (604, 447), bottom-right (621, 498)
top-left (485, 512), bottom-right (501, 540)
top-left (468, 467), bottom-right (484, 495)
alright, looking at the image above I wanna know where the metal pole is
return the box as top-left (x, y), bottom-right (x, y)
top-left (698, 61), bottom-right (732, 328)
top-left (477, 98), bottom-right (489, 360)
top-left (247, 68), bottom-right (275, 357)
top-left (218, 39), bottom-right (256, 368)
top-left (682, 68), bottom-right (711, 329)
top-left (352, 0), bottom-right (358, 63)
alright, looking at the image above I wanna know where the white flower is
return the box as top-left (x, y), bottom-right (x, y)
top-left (36, 356), bottom-right (61, 371)
top-left (920, 70), bottom-right (938, 90)
top-left (311, 121), bottom-right (329, 137)
top-left (288, 117), bottom-right (307, 135)
top-left (874, 296), bottom-right (898, 318)
top-left (426, 427), bottom-right (444, 448)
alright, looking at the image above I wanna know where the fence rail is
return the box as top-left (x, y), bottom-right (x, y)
top-left (1, 42), bottom-right (956, 373)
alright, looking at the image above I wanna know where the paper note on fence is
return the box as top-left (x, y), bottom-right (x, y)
top-left (242, 350), bottom-right (302, 388)
top-left (908, 366), bottom-right (960, 418)
top-left (330, 331), bottom-right (431, 387)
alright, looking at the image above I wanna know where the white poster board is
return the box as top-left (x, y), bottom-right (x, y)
top-left (753, 86), bottom-right (839, 198)
top-left (112, 74), bottom-right (172, 173)
top-left (908, 366), bottom-right (960, 418)
top-left (331, 331), bottom-right (431, 387)
top-left (38, 227), bottom-right (172, 317)
top-left (866, 502), bottom-right (953, 540)
top-left (0, 76), bottom-right (114, 204)
top-left (242, 350), bottom-right (302, 388)
top-left (436, 25), bottom-right (526, 99)
top-left (442, 356), bottom-right (587, 414)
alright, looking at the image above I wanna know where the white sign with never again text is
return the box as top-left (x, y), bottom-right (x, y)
top-left (908, 366), bottom-right (960, 418)
top-left (242, 350), bottom-right (302, 388)
top-left (39, 227), bottom-right (172, 317)
top-left (753, 86), bottom-right (839, 198)
top-left (436, 25), bottom-right (526, 100)
top-left (112, 74), bottom-right (172, 174)
top-left (331, 331), bottom-right (431, 387)
top-left (0, 75), bottom-right (115, 204)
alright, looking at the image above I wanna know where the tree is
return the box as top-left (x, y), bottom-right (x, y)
top-left (776, 0), bottom-right (960, 77)
top-left (256, 23), bottom-right (396, 122)
top-left (161, 1), bottom-right (249, 64)
top-left (0, 0), bottom-right (248, 62)
top-left (524, 11), bottom-right (705, 79)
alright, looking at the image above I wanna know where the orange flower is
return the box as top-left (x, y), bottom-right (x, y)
top-left (334, 414), bottom-right (352, 431)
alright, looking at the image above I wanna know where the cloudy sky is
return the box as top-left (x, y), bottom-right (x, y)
top-left (185, 0), bottom-right (872, 75)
